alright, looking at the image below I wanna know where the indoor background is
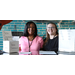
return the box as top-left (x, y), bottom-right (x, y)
top-left (0, 20), bottom-right (75, 50)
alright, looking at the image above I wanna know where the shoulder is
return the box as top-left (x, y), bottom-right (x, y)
top-left (36, 36), bottom-right (43, 40)
top-left (53, 36), bottom-right (58, 43)
top-left (55, 36), bottom-right (58, 40)
top-left (35, 36), bottom-right (43, 43)
top-left (54, 35), bottom-right (58, 39)
top-left (19, 36), bottom-right (27, 40)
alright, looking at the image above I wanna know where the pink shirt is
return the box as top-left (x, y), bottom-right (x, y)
top-left (19, 36), bottom-right (43, 55)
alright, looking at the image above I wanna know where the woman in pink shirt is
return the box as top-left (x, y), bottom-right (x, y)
top-left (19, 21), bottom-right (43, 55)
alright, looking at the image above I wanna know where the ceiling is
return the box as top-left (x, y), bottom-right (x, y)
top-left (23, 20), bottom-right (75, 25)
top-left (32, 20), bottom-right (60, 23)
top-left (23, 20), bottom-right (61, 23)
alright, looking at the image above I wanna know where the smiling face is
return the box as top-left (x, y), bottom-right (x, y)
top-left (47, 24), bottom-right (57, 35)
top-left (28, 23), bottom-right (35, 36)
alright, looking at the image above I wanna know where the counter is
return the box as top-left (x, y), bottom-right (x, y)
top-left (1, 50), bottom-right (75, 55)
top-left (58, 51), bottom-right (75, 55)
top-left (0, 51), bottom-right (57, 55)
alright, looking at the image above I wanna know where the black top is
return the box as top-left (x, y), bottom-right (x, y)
top-left (43, 36), bottom-right (58, 54)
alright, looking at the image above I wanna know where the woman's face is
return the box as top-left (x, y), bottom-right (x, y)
top-left (28, 23), bottom-right (35, 35)
top-left (47, 24), bottom-right (57, 35)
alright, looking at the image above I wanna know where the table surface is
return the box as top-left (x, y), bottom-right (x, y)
top-left (58, 51), bottom-right (75, 55)
top-left (1, 50), bottom-right (75, 55)
top-left (0, 51), bottom-right (57, 55)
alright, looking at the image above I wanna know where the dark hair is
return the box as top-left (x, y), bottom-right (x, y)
top-left (23, 21), bottom-right (37, 37)
top-left (44, 22), bottom-right (58, 46)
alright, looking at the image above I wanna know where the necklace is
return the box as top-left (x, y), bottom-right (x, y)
top-left (28, 37), bottom-right (34, 41)
top-left (28, 37), bottom-right (34, 52)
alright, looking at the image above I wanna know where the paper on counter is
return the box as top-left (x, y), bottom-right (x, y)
top-left (2, 31), bottom-right (12, 41)
top-left (12, 36), bottom-right (19, 41)
top-left (19, 52), bottom-right (31, 54)
top-left (59, 29), bottom-right (75, 52)
top-left (39, 51), bottom-right (56, 54)
top-left (3, 41), bottom-right (19, 53)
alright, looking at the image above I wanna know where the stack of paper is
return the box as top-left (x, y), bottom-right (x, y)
top-left (59, 29), bottom-right (75, 52)
top-left (2, 31), bottom-right (19, 53)
top-left (39, 51), bottom-right (56, 55)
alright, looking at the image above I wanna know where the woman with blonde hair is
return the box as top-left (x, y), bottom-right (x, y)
top-left (43, 22), bottom-right (58, 54)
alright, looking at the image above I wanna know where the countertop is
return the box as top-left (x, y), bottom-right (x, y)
top-left (0, 51), bottom-right (57, 55)
top-left (58, 51), bottom-right (75, 55)
top-left (1, 50), bottom-right (75, 55)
